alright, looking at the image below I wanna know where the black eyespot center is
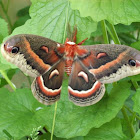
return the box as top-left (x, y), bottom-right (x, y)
top-left (129, 59), bottom-right (136, 66)
top-left (12, 46), bottom-right (19, 54)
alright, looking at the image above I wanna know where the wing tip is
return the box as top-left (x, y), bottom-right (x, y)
top-left (31, 79), bottom-right (60, 105)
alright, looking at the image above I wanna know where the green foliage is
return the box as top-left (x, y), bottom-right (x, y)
top-left (42, 81), bottom-right (131, 138)
top-left (12, 6), bottom-right (30, 31)
top-left (0, 88), bottom-right (48, 139)
top-left (0, 17), bottom-right (8, 43)
top-left (0, 0), bottom-right (140, 139)
top-left (84, 118), bottom-right (128, 140)
top-left (11, 0), bottom-right (97, 43)
top-left (69, 0), bottom-right (140, 25)
top-left (131, 40), bottom-right (140, 51)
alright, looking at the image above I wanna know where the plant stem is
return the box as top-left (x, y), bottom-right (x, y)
top-left (124, 105), bottom-right (140, 120)
top-left (106, 25), bottom-right (116, 43)
top-left (131, 79), bottom-right (139, 90)
top-left (3, 129), bottom-right (14, 139)
top-left (0, 70), bottom-right (16, 91)
top-left (0, 1), bottom-right (13, 31)
top-left (51, 102), bottom-right (58, 140)
top-left (101, 20), bottom-right (109, 44)
top-left (50, 2), bottom-right (70, 140)
top-left (121, 106), bottom-right (135, 138)
top-left (62, 1), bottom-right (69, 43)
top-left (107, 23), bottom-right (121, 44)
top-left (6, 0), bottom-right (10, 13)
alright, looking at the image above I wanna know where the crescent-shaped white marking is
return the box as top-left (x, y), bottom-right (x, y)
top-left (78, 71), bottom-right (88, 82)
top-left (39, 76), bottom-right (61, 93)
top-left (49, 69), bottom-right (59, 79)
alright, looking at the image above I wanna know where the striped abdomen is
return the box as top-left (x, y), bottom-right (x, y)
top-left (65, 60), bottom-right (72, 76)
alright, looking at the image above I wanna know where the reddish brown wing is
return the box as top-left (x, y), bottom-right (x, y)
top-left (69, 44), bottom-right (140, 106)
top-left (79, 44), bottom-right (140, 83)
top-left (1, 34), bottom-right (66, 105)
top-left (68, 57), bottom-right (105, 106)
top-left (31, 58), bottom-right (65, 105)
top-left (1, 34), bottom-right (65, 77)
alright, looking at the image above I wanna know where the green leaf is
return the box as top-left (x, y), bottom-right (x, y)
top-left (131, 40), bottom-right (140, 51)
top-left (132, 88), bottom-right (140, 114)
top-left (84, 118), bottom-right (128, 140)
top-left (92, 22), bottom-right (139, 38)
top-left (69, 0), bottom-right (140, 25)
top-left (0, 17), bottom-right (9, 43)
top-left (0, 88), bottom-right (49, 139)
top-left (39, 119), bottom-right (128, 140)
top-left (0, 17), bottom-right (16, 70)
top-left (41, 80), bottom-right (131, 138)
top-left (12, 15), bottom-right (30, 31)
top-left (130, 75), bottom-right (140, 83)
top-left (132, 129), bottom-right (140, 140)
top-left (115, 23), bottom-right (139, 34)
top-left (0, 18), bottom-right (16, 70)
top-left (0, 50), bottom-right (17, 70)
top-left (39, 132), bottom-right (84, 140)
top-left (0, 69), bottom-right (17, 88)
top-left (11, 0), bottom-right (97, 43)
top-left (0, 80), bottom-right (131, 139)
top-left (121, 118), bottom-right (132, 139)
top-left (0, 137), bottom-right (8, 140)
top-left (17, 6), bottom-right (30, 17)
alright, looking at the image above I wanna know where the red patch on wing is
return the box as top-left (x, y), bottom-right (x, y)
top-left (81, 53), bottom-right (96, 67)
top-left (41, 46), bottom-right (49, 53)
top-left (90, 51), bottom-right (126, 75)
top-left (97, 52), bottom-right (107, 59)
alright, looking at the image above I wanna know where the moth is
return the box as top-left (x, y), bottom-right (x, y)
top-left (1, 34), bottom-right (140, 106)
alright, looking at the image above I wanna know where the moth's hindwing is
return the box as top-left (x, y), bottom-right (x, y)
top-left (31, 58), bottom-right (65, 105)
top-left (68, 57), bottom-right (105, 106)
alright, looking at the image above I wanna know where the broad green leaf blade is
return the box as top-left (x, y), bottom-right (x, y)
top-left (84, 118), bottom-right (128, 140)
top-left (91, 22), bottom-right (138, 38)
top-left (131, 40), bottom-right (140, 51)
top-left (0, 17), bottom-right (16, 70)
top-left (0, 88), bottom-right (49, 139)
top-left (0, 51), bottom-right (17, 70)
top-left (131, 89), bottom-right (140, 140)
top-left (0, 69), bottom-right (17, 88)
top-left (42, 80), bottom-right (131, 138)
top-left (69, 0), bottom-right (140, 25)
top-left (132, 130), bottom-right (140, 140)
top-left (0, 137), bottom-right (7, 140)
top-left (0, 58), bottom-right (17, 70)
top-left (11, 0), bottom-right (97, 43)
top-left (0, 18), bottom-right (8, 43)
